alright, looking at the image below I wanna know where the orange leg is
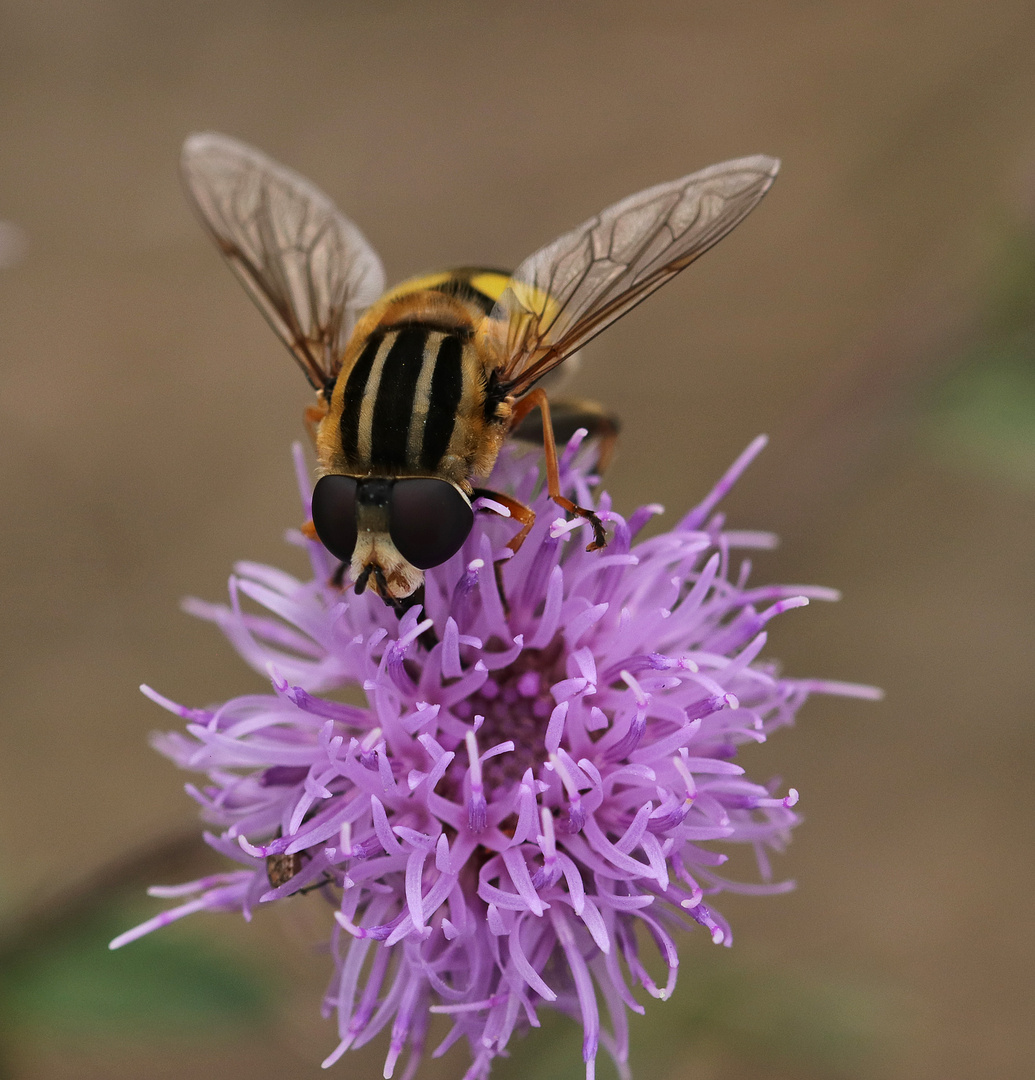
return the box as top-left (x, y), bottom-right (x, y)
top-left (304, 400), bottom-right (328, 447)
top-left (474, 488), bottom-right (537, 553)
top-left (509, 397), bottom-right (620, 475)
top-left (509, 389), bottom-right (607, 551)
top-left (471, 488), bottom-right (535, 615)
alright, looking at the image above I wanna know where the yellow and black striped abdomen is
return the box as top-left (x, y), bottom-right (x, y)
top-left (334, 324), bottom-right (485, 477)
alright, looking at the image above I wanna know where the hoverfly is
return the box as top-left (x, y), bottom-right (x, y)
top-left (181, 134), bottom-right (778, 608)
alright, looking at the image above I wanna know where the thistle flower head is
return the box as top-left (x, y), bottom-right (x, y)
top-left (113, 433), bottom-right (877, 1080)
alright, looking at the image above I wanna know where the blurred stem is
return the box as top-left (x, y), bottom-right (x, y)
top-left (0, 828), bottom-right (206, 964)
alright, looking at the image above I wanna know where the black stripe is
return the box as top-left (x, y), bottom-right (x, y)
top-left (339, 332), bottom-right (384, 461)
top-left (370, 326), bottom-right (429, 469)
top-left (483, 367), bottom-right (509, 423)
top-left (433, 267), bottom-right (511, 315)
top-left (420, 334), bottom-right (464, 471)
top-left (396, 316), bottom-right (472, 340)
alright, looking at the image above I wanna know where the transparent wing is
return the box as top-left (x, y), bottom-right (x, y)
top-left (181, 133), bottom-right (386, 391)
top-left (488, 155), bottom-right (779, 397)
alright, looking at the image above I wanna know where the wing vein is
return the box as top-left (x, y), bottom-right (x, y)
top-left (489, 156), bottom-right (778, 397)
top-left (180, 133), bottom-right (386, 392)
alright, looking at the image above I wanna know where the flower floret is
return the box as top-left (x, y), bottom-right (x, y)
top-left (114, 433), bottom-right (880, 1080)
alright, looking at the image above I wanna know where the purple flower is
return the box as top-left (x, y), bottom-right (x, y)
top-left (112, 433), bottom-right (878, 1080)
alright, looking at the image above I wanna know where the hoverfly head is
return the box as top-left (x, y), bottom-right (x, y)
top-left (311, 474), bottom-right (473, 603)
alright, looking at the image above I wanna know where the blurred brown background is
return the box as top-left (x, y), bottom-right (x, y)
top-left (1, 2), bottom-right (1033, 1078)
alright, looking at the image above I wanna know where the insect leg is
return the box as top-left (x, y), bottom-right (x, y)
top-left (472, 488), bottom-right (538, 616)
top-left (510, 397), bottom-right (621, 473)
top-left (509, 389), bottom-right (607, 551)
top-left (296, 873), bottom-right (336, 896)
top-left (303, 397), bottom-right (329, 447)
top-left (472, 488), bottom-right (537, 553)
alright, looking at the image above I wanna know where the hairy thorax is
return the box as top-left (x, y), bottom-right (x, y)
top-left (316, 290), bottom-right (510, 490)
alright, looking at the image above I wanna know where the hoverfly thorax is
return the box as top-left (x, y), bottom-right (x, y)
top-left (317, 281), bottom-right (511, 487)
top-left (182, 133), bottom-right (778, 606)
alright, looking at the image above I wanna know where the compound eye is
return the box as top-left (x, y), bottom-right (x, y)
top-left (389, 478), bottom-right (473, 570)
top-left (311, 475), bottom-right (359, 562)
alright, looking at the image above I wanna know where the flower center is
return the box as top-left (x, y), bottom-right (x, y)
top-left (453, 638), bottom-right (567, 794)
